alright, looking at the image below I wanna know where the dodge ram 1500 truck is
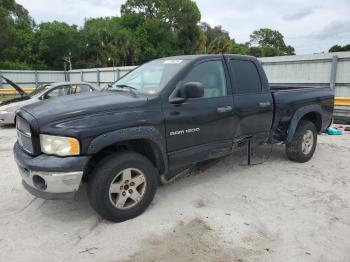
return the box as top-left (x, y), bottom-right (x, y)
top-left (13, 55), bottom-right (334, 222)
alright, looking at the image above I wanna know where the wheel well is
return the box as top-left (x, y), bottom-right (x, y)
top-left (83, 139), bottom-right (164, 182)
top-left (300, 112), bottom-right (322, 132)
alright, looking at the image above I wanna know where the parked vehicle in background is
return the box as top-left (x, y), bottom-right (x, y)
top-left (13, 54), bottom-right (334, 222)
top-left (0, 79), bottom-right (98, 125)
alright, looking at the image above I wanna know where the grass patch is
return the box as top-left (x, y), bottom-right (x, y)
top-left (0, 97), bottom-right (12, 102)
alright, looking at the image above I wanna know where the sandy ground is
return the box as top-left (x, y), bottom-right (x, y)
top-left (0, 125), bottom-right (350, 262)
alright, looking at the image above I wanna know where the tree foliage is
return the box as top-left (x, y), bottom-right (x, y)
top-left (32, 22), bottom-right (81, 69)
top-left (0, 0), bottom-right (34, 68)
top-left (329, 44), bottom-right (350, 52)
top-left (249, 28), bottom-right (295, 56)
top-left (0, 0), bottom-right (302, 70)
top-left (208, 36), bottom-right (232, 54)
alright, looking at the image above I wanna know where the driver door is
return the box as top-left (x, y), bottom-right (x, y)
top-left (163, 59), bottom-right (234, 168)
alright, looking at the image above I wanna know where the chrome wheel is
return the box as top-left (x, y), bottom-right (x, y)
top-left (109, 168), bottom-right (147, 210)
top-left (302, 130), bottom-right (313, 155)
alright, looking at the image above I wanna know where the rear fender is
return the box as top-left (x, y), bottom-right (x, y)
top-left (286, 105), bottom-right (322, 143)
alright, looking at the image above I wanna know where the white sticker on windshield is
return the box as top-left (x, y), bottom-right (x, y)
top-left (164, 60), bottom-right (183, 64)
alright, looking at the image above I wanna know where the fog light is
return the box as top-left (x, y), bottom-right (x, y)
top-left (33, 175), bottom-right (47, 190)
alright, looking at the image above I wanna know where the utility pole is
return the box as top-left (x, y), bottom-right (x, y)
top-left (63, 61), bottom-right (67, 81)
top-left (63, 57), bottom-right (72, 71)
top-left (108, 57), bottom-right (116, 81)
top-left (63, 53), bottom-right (72, 82)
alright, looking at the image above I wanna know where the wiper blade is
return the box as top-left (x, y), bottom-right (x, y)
top-left (114, 84), bottom-right (138, 97)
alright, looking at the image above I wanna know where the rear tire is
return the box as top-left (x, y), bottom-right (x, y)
top-left (87, 152), bottom-right (158, 222)
top-left (286, 120), bottom-right (317, 163)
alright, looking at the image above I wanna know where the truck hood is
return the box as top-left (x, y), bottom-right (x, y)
top-left (21, 91), bottom-right (150, 125)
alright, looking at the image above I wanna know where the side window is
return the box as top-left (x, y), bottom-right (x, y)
top-left (183, 60), bottom-right (227, 98)
top-left (230, 60), bottom-right (262, 94)
top-left (72, 84), bottom-right (92, 94)
top-left (45, 85), bottom-right (70, 99)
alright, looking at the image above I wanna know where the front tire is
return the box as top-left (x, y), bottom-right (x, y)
top-left (286, 120), bottom-right (317, 163)
top-left (87, 152), bottom-right (158, 222)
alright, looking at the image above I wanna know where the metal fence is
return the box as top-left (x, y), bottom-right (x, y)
top-left (0, 66), bottom-right (137, 90)
top-left (68, 66), bottom-right (137, 88)
top-left (0, 70), bottom-right (66, 89)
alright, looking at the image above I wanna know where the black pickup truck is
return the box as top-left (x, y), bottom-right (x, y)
top-left (14, 55), bottom-right (334, 222)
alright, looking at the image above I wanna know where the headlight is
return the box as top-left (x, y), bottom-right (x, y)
top-left (0, 105), bottom-right (13, 111)
top-left (40, 134), bottom-right (80, 156)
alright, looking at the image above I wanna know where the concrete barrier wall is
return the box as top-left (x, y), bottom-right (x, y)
top-left (258, 52), bottom-right (350, 121)
top-left (259, 51), bottom-right (350, 97)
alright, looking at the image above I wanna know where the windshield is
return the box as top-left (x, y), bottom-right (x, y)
top-left (108, 59), bottom-right (188, 95)
top-left (29, 84), bottom-right (51, 97)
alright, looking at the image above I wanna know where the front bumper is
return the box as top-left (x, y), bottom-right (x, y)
top-left (0, 110), bottom-right (15, 124)
top-left (14, 142), bottom-right (90, 199)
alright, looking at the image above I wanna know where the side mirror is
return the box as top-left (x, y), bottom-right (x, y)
top-left (169, 82), bottom-right (204, 104)
top-left (180, 82), bottom-right (204, 99)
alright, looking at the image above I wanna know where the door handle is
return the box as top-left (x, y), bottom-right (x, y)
top-left (258, 102), bottom-right (271, 108)
top-left (217, 106), bottom-right (232, 113)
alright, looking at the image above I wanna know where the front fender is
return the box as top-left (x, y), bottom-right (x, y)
top-left (87, 126), bottom-right (168, 172)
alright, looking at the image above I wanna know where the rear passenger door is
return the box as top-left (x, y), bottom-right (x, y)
top-left (228, 58), bottom-right (273, 141)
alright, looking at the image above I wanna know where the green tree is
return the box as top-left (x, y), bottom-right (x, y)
top-left (135, 18), bottom-right (177, 61)
top-left (249, 28), bottom-right (295, 56)
top-left (121, 0), bottom-right (201, 55)
top-left (208, 36), bottom-right (231, 54)
top-left (0, 0), bottom-right (35, 69)
top-left (32, 22), bottom-right (81, 69)
top-left (248, 46), bottom-right (263, 57)
top-left (1, 0), bottom-right (302, 70)
top-left (200, 22), bottom-right (232, 53)
top-left (195, 29), bottom-right (207, 54)
top-left (81, 17), bottom-right (139, 68)
top-left (329, 44), bottom-right (350, 52)
top-left (200, 23), bottom-right (230, 43)
top-left (231, 43), bottom-right (249, 55)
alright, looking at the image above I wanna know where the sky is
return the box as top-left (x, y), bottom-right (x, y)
top-left (16, 0), bottom-right (350, 54)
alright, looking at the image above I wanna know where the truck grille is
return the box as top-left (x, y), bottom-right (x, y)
top-left (16, 116), bottom-right (34, 154)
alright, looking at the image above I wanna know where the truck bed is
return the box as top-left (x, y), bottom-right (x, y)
top-left (271, 86), bottom-right (334, 141)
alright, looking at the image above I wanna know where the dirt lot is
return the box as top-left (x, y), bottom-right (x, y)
top-left (1, 125), bottom-right (350, 262)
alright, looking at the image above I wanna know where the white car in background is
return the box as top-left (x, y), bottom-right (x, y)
top-left (0, 78), bottom-right (98, 125)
